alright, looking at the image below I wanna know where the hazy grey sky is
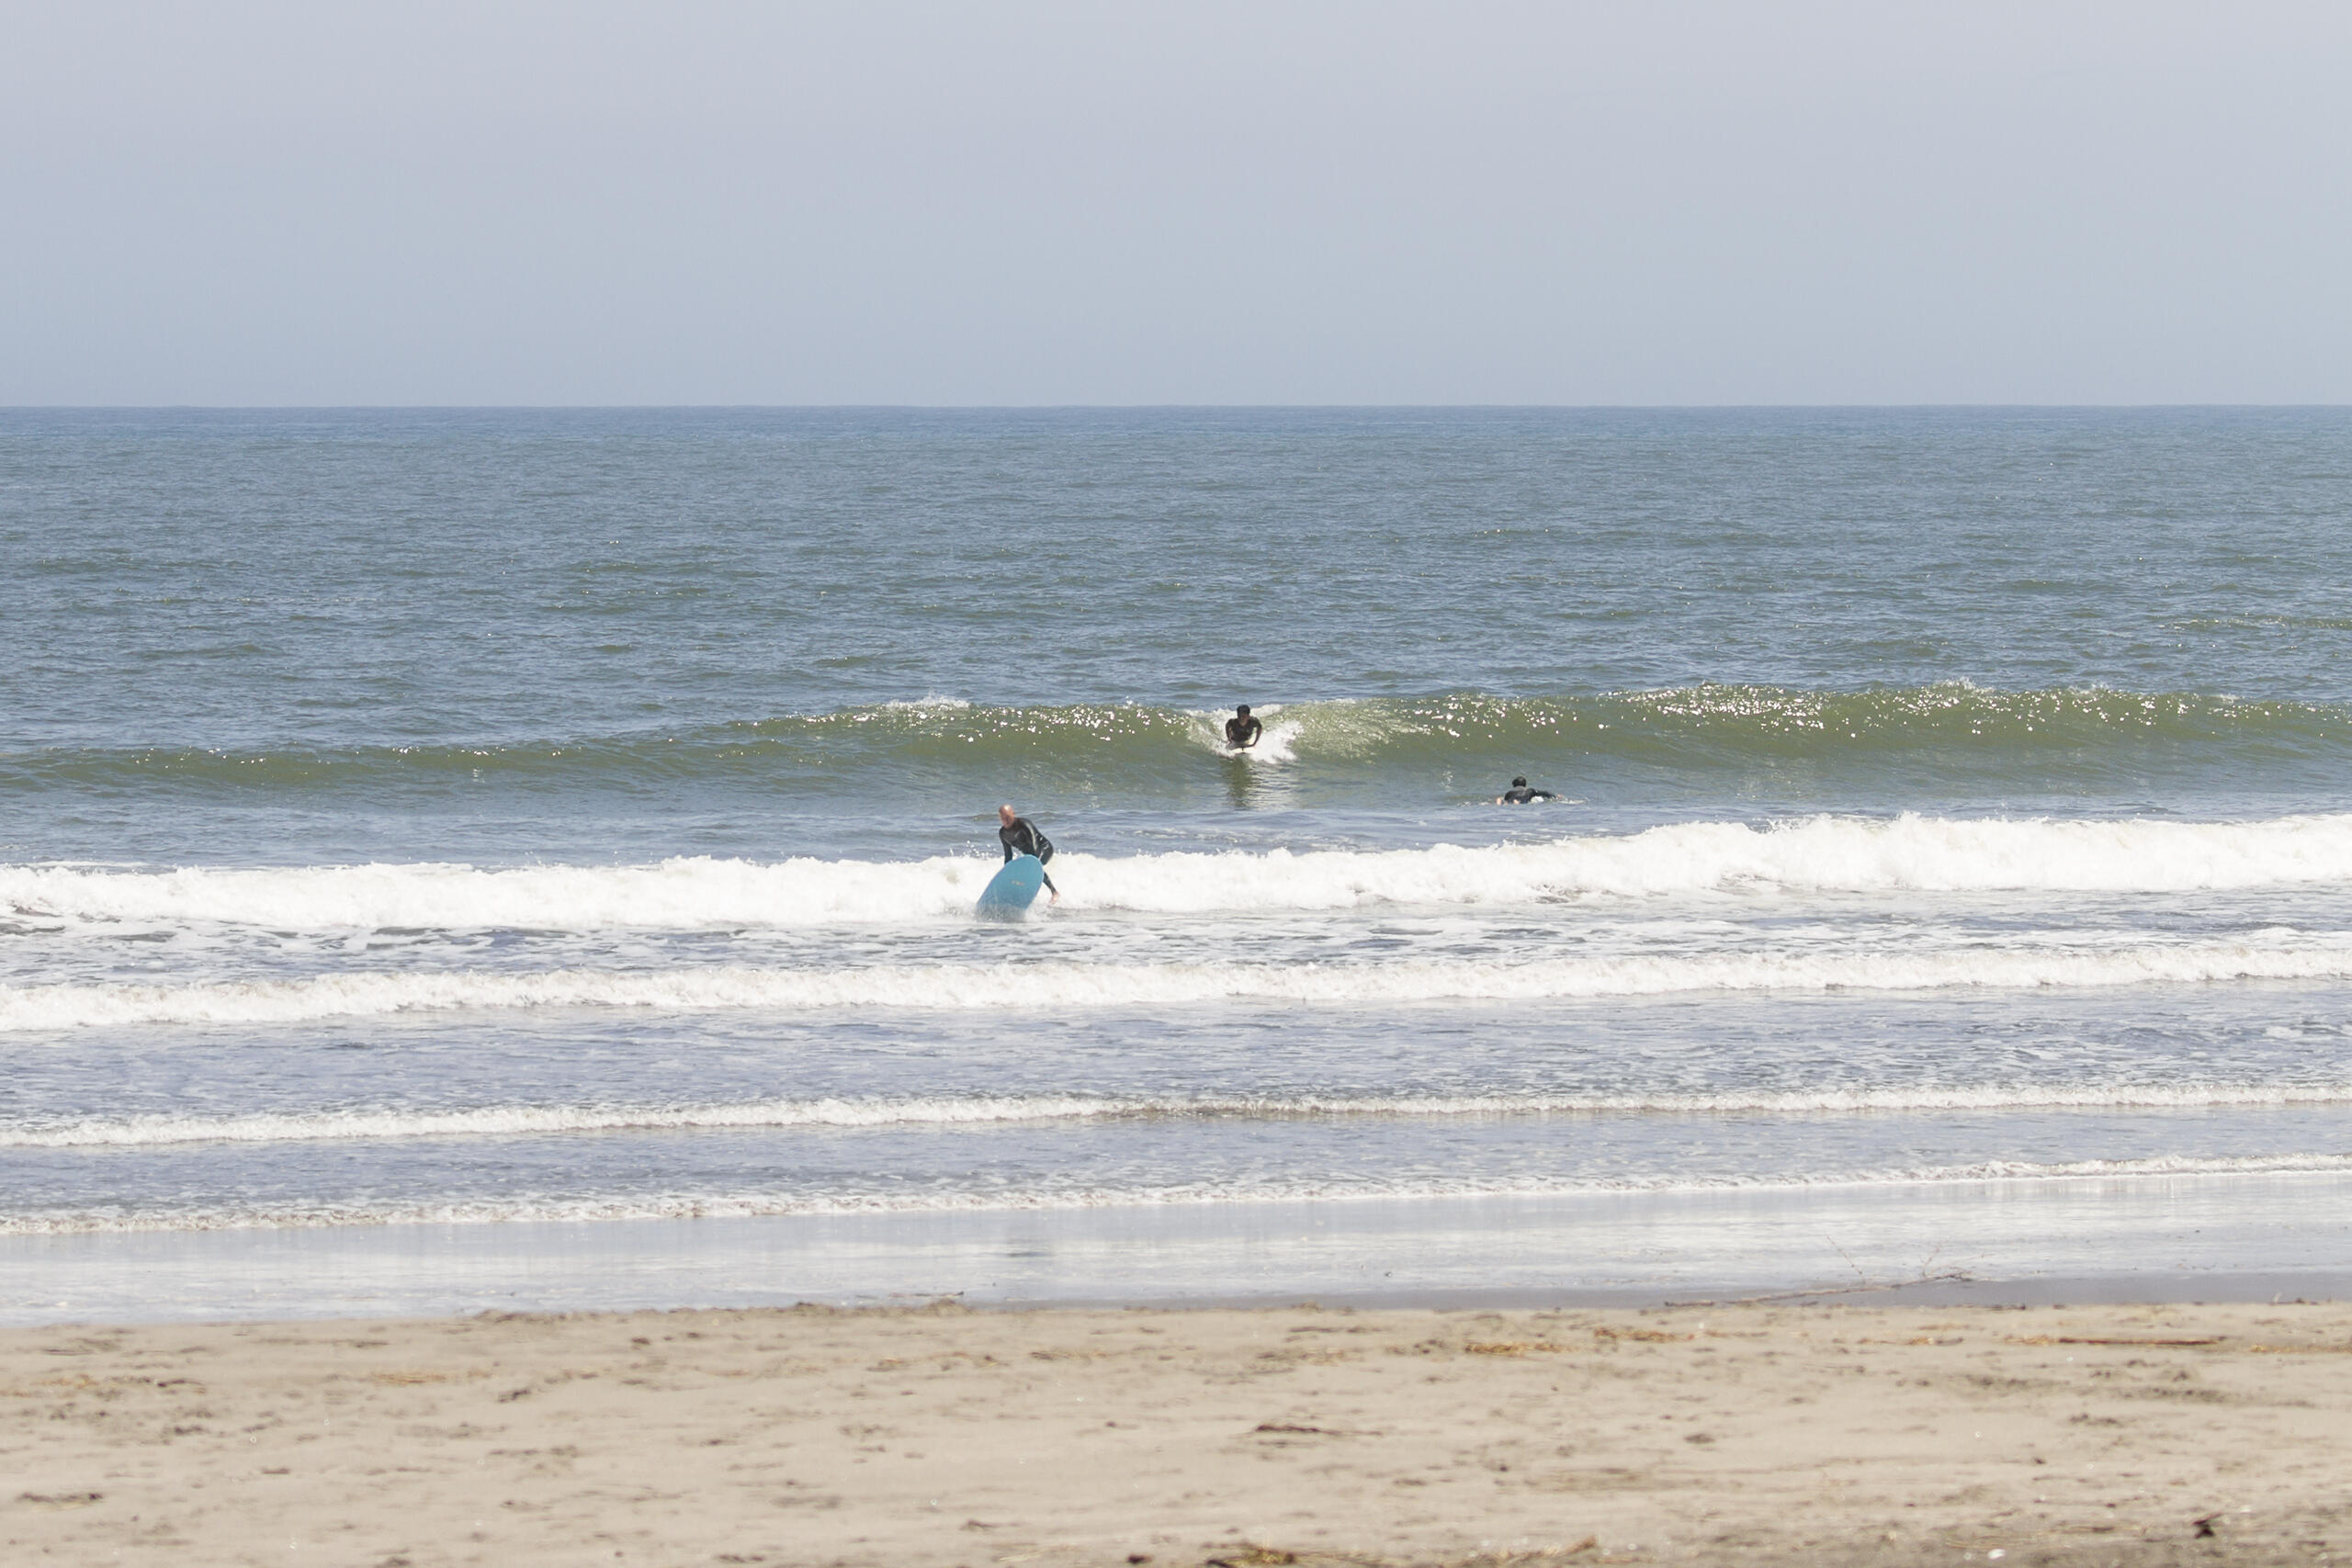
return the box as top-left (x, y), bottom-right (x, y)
top-left (5, 1), bottom-right (2347, 404)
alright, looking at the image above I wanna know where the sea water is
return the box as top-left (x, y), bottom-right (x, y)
top-left (4, 407), bottom-right (2351, 1319)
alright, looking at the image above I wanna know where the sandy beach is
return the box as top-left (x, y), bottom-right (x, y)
top-left (6, 1299), bottom-right (2348, 1566)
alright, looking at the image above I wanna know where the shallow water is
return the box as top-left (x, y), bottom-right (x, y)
top-left (4, 408), bottom-right (2350, 1312)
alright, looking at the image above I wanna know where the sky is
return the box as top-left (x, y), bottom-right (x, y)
top-left (4, 1), bottom-right (2349, 405)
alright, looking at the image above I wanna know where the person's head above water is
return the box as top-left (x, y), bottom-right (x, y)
top-left (1236, 705), bottom-right (1251, 717)
top-left (1511, 777), bottom-right (1528, 788)
top-left (998, 804), bottom-right (1017, 826)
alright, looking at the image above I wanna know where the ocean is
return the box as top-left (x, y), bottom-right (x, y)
top-left (5, 406), bottom-right (2351, 1321)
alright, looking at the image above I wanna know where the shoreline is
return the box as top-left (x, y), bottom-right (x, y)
top-left (1008, 1269), bottom-right (2352, 1314)
top-left (7, 1169), bottom-right (2349, 1326)
top-left (7, 1299), bottom-right (2349, 1566)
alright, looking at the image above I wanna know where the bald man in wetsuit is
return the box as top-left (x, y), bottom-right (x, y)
top-left (997, 804), bottom-right (1059, 904)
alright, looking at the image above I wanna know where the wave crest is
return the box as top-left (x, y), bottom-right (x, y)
top-left (7, 684), bottom-right (2349, 795)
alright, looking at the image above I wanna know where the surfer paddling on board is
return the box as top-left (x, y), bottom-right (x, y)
top-left (997, 804), bottom-right (1059, 904)
top-left (1224, 705), bottom-right (1263, 752)
top-left (1496, 776), bottom-right (1558, 805)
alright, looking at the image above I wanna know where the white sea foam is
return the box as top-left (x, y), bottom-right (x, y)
top-left (12, 812), bottom-right (2352, 934)
top-left (11, 1082), bottom-right (2352, 1149)
top-left (6, 1154), bottom-right (2350, 1235)
top-left (4, 937), bottom-right (2351, 1031)
top-left (1239, 719), bottom-right (1303, 764)
top-left (0, 854), bottom-right (998, 931)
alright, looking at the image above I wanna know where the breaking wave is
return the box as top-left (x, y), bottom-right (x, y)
top-left (6, 683), bottom-right (2350, 796)
top-left (16, 810), bottom-right (2352, 933)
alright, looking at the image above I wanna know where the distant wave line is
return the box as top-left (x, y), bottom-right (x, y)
top-left (8, 683), bottom-right (2352, 784)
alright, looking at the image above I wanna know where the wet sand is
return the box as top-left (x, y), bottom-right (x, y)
top-left (6, 1301), bottom-right (2349, 1566)
top-left (13, 1175), bottom-right (2351, 1327)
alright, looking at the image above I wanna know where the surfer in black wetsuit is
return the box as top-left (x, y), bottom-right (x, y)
top-left (1224, 705), bottom-right (1263, 751)
top-left (997, 804), bottom-right (1059, 903)
top-left (1496, 776), bottom-right (1557, 805)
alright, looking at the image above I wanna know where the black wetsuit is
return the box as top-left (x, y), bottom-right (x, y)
top-left (1225, 716), bottom-right (1262, 749)
top-left (999, 816), bottom-right (1057, 894)
top-left (1500, 785), bottom-right (1556, 804)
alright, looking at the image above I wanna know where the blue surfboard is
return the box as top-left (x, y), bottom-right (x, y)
top-left (976, 854), bottom-right (1046, 919)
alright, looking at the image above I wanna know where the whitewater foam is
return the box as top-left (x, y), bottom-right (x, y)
top-left (5, 936), bottom-right (2351, 1030)
top-left (14, 812), bottom-right (2352, 935)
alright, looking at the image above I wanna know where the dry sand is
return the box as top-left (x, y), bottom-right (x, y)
top-left (5, 1300), bottom-right (2349, 1566)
